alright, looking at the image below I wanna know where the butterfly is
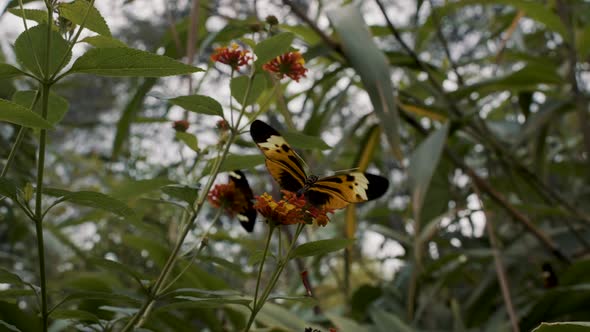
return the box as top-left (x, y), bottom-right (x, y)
top-left (250, 120), bottom-right (389, 210)
top-left (228, 170), bottom-right (257, 232)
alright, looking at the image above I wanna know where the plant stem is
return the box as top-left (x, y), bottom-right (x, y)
top-left (252, 224), bottom-right (275, 310)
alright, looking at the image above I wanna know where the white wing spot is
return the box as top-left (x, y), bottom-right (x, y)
top-left (259, 135), bottom-right (287, 150)
top-left (351, 172), bottom-right (369, 200)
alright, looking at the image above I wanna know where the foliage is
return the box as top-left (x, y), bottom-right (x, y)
top-left (1, 0), bottom-right (590, 332)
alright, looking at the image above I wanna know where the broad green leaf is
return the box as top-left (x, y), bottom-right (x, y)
top-left (0, 178), bottom-right (18, 200)
top-left (80, 35), bottom-right (127, 48)
top-left (283, 131), bottom-right (331, 150)
top-left (203, 154), bottom-right (265, 175)
top-left (0, 320), bottom-right (21, 332)
top-left (371, 309), bottom-right (415, 332)
top-left (0, 268), bottom-right (25, 286)
top-left (14, 24), bottom-right (71, 78)
top-left (50, 190), bottom-right (136, 218)
top-left (70, 48), bottom-right (203, 77)
top-left (50, 309), bottom-right (99, 322)
top-left (0, 64), bottom-right (25, 79)
top-left (162, 185), bottom-right (199, 204)
top-left (7, 8), bottom-right (48, 24)
top-left (169, 94), bottom-right (223, 116)
top-left (230, 74), bottom-right (266, 106)
top-left (58, 0), bottom-right (111, 37)
top-left (175, 132), bottom-right (200, 152)
top-left (532, 322), bottom-right (590, 332)
top-left (254, 32), bottom-right (295, 67)
top-left (109, 178), bottom-right (174, 200)
top-left (12, 90), bottom-right (68, 125)
top-left (326, 313), bottom-right (369, 332)
top-left (290, 238), bottom-right (355, 259)
top-left (328, 6), bottom-right (402, 160)
top-left (408, 122), bottom-right (449, 222)
top-left (0, 98), bottom-right (53, 129)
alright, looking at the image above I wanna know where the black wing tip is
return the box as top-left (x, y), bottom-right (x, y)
top-left (250, 120), bottom-right (280, 143)
top-left (239, 209), bottom-right (257, 232)
top-left (364, 173), bottom-right (389, 200)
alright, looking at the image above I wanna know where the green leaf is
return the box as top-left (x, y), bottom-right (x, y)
top-left (218, 154), bottom-right (265, 174)
top-left (254, 32), bottom-right (295, 67)
top-left (328, 6), bottom-right (402, 160)
top-left (8, 8), bottom-right (48, 25)
top-left (0, 98), bottom-right (53, 129)
top-left (14, 24), bottom-right (71, 77)
top-left (532, 322), bottom-right (590, 332)
top-left (0, 320), bottom-right (22, 332)
top-left (290, 238), bottom-right (355, 259)
top-left (70, 48), bottom-right (203, 77)
top-left (80, 35), bottom-right (127, 48)
top-left (157, 297), bottom-right (251, 312)
top-left (0, 178), bottom-right (18, 200)
top-left (175, 132), bottom-right (200, 152)
top-left (0, 64), bottom-right (25, 79)
top-left (57, 290), bottom-right (141, 306)
top-left (371, 309), bottom-right (416, 332)
top-left (50, 189), bottom-right (136, 218)
top-left (283, 131), bottom-right (331, 150)
top-left (268, 295), bottom-right (317, 306)
top-left (12, 90), bottom-right (68, 125)
top-left (162, 185), bottom-right (199, 204)
top-left (168, 94), bottom-right (223, 116)
top-left (89, 258), bottom-right (144, 284)
top-left (408, 122), bottom-right (449, 222)
top-left (50, 309), bottom-right (99, 322)
top-left (326, 313), bottom-right (369, 332)
top-left (0, 268), bottom-right (25, 286)
top-left (230, 74), bottom-right (266, 106)
top-left (58, 0), bottom-right (111, 37)
top-left (109, 178), bottom-right (174, 200)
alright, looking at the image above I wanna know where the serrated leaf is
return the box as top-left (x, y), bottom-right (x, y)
top-left (168, 94), bottom-right (222, 116)
top-left (175, 132), bottom-right (200, 152)
top-left (532, 322), bottom-right (590, 332)
top-left (0, 64), bottom-right (25, 79)
top-left (230, 74), bottom-right (266, 106)
top-left (161, 185), bottom-right (199, 204)
top-left (290, 238), bottom-right (355, 259)
top-left (58, 0), bottom-right (111, 37)
top-left (283, 131), bottom-right (331, 150)
top-left (14, 24), bottom-right (71, 78)
top-left (80, 35), bottom-right (127, 48)
top-left (50, 309), bottom-right (99, 322)
top-left (0, 98), bottom-right (53, 129)
top-left (8, 8), bottom-right (48, 24)
top-left (12, 90), bottom-right (68, 126)
top-left (70, 48), bottom-right (203, 77)
top-left (51, 190), bottom-right (136, 218)
top-left (254, 32), bottom-right (295, 67)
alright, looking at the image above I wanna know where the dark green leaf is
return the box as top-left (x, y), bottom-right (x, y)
top-left (0, 64), bottom-right (25, 79)
top-left (254, 32), bottom-right (295, 67)
top-left (162, 185), bottom-right (199, 204)
top-left (371, 309), bottom-right (415, 332)
top-left (14, 24), bottom-right (71, 77)
top-left (7, 8), bottom-right (48, 24)
top-left (0, 98), bottom-right (53, 129)
top-left (70, 48), bottom-right (203, 77)
top-left (290, 238), bottom-right (355, 259)
top-left (0, 320), bottom-right (21, 332)
top-left (168, 94), bottom-right (223, 116)
top-left (110, 178), bottom-right (174, 200)
top-left (203, 154), bottom-right (265, 175)
top-left (89, 258), bottom-right (144, 284)
top-left (532, 322), bottom-right (590, 332)
top-left (80, 35), bottom-right (127, 48)
top-left (58, 0), bottom-right (111, 36)
top-left (50, 309), bottom-right (99, 322)
top-left (0, 178), bottom-right (18, 200)
top-left (51, 190), bottom-right (136, 218)
top-left (12, 90), bottom-right (68, 125)
top-left (230, 74), bottom-right (266, 106)
top-left (283, 131), bottom-right (331, 150)
top-left (326, 313), bottom-right (369, 332)
top-left (0, 268), bottom-right (25, 286)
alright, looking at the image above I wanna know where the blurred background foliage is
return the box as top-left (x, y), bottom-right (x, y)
top-left (1, 0), bottom-right (590, 331)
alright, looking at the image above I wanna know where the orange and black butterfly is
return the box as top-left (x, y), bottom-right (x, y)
top-left (229, 170), bottom-right (257, 232)
top-left (250, 120), bottom-right (389, 210)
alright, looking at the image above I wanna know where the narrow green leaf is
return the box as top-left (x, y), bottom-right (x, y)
top-left (230, 74), bottom-right (266, 106)
top-left (162, 185), bottom-right (199, 204)
top-left (326, 313), bottom-right (369, 332)
top-left (268, 295), bottom-right (317, 306)
top-left (0, 178), bottom-right (18, 200)
top-left (0, 320), bottom-right (22, 332)
top-left (169, 94), bottom-right (222, 116)
top-left (12, 90), bottom-right (68, 125)
top-left (8, 8), bottom-right (48, 24)
top-left (283, 131), bottom-right (331, 150)
top-left (58, 0), bottom-right (111, 37)
top-left (328, 6), bottom-right (402, 160)
top-left (175, 132), bottom-right (200, 152)
top-left (290, 238), bottom-right (355, 259)
top-left (14, 24), bottom-right (71, 77)
top-left (0, 98), bottom-right (53, 129)
top-left (70, 48), bottom-right (203, 77)
top-left (0, 64), bottom-right (25, 79)
top-left (215, 154), bottom-right (265, 174)
top-left (89, 258), bottom-right (143, 284)
top-left (98, 305), bottom-right (138, 316)
top-left (408, 122), bottom-right (449, 222)
top-left (254, 32), bottom-right (295, 67)
top-left (0, 268), bottom-right (25, 286)
top-left (109, 178), bottom-right (174, 200)
top-left (157, 297), bottom-right (251, 312)
top-left (532, 322), bottom-right (590, 332)
top-left (50, 309), bottom-right (99, 322)
top-left (51, 190), bottom-right (136, 218)
top-left (80, 35), bottom-right (127, 48)
top-left (371, 309), bottom-right (416, 332)
top-left (57, 291), bottom-right (141, 306)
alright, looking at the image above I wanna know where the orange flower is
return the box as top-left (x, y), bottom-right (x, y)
top-left (208, 182), bottom-right (250, 217)
top-left (172, 119), bottom-right (189, 132)
top-left (210, 43), bottom-right (252, 70)
top-left (262, 51), bottom-right (308, 82)
top-left (254, 191), bottom-right (332, 226)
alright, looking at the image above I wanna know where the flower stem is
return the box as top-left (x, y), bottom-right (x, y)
top-left (252, 223), bottom-right (275, 310)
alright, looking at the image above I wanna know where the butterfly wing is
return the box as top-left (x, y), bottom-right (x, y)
top-left (228, 170), bottom-right (257, 232)
top-left (250, 120), bottom-right (306, 192)
top-left (306, 172), bottom-right (389, 210)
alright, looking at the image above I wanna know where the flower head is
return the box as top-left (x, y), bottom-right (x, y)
top-left (172, 119), bottom-right (189, 132)
top-left (254, 190), bottom-right (332, 226)
top-left (211, 43), bottom-right (252, 70)
top-left (262, 51), bottom-right (308, 82)
top-left (208, 182), bottom-right (250, 217)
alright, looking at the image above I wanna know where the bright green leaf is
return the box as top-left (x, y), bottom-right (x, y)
top-left (80, 35), bottom-right (127, 48)
top-left (12, 90), bottom-right (68, 126)
top-left (175, 132), bottom-right (200, 152)
top-left (58, 0), bottom-right (111, 37)
top-left (230, 74), bottom-right (266, 106)
top-left (0, 98), bottom-right (53, 129)
top-left (70, 48), bottom-right (203, 77)
top-left (14, 24), bottom-right (71, 78)
top-left (8, 8), bottom-right (48, 25)
top-left (283, 131), bottom-right (331, 150)
top-left (254, 32), bottom-right (295, 67)
top-left (169, 94), bottom-right (223, 116)
top-left (0, 64), bottom-right (25, 79)
top-left (290, 238), bottom-right (355, 259)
